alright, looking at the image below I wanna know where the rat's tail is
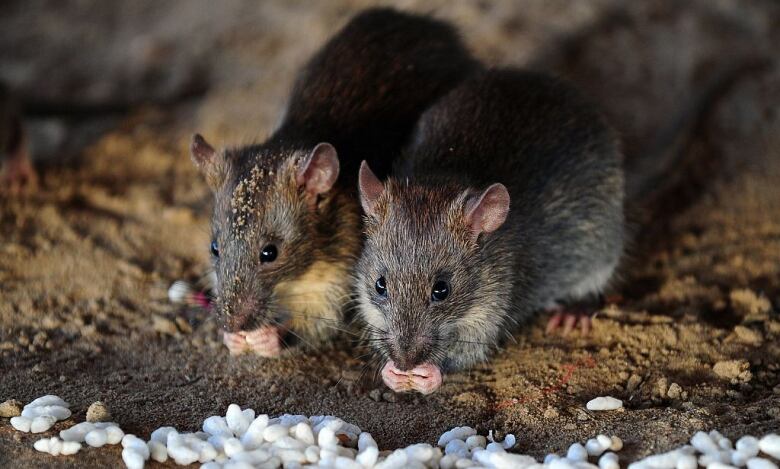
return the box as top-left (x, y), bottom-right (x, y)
top-left (624, 56), bottom-right (770, 207)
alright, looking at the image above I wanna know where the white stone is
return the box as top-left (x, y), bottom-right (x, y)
top-left (168, 280), bottom-right (192, 303)
top-left (203, 416), bottom-right (231, 437)
top-left (223, 437), bottom-right (244, 457)
top-left (10, 416), bottom-right (32, 432)
top-left (61, 441), bottom-right (81, 455)
top-left (145, 440), bottom-right (166, 462)
top-left (568, 443), bottom-right (589, 461)
top-left (27, 395), bottom-right (70, 408)
top-left (466, 435), bottom-right (487, 449)
top-left (357, 445), bottom-right (379, 467)
top-left (438, 427), bottom-right (477, 447)
top-left (759, 434), bottom-right (780, 459)
top-left (599, 452), bottom-right (619, 469)
top-left (22, 405), bottom-right (71, 420)
top-left (225, 404), bottom-right (251, 437)
top-left (587, 438), bottom-right (608, 457)
top-left (747, 458), bottom-right (779, 469)
top-left (122, 447), bottom-right (146, 469)
top-left (84, 428), bottom-right (108, 447)
top-left (445, 439), bottom-right (469, 458)
top-left (693, 431), bottom-right (722, 454)
top-left (105, 425), bottom-right (124, 444)
top-left (737, 437), bottom-right (760, 458)
top-left (586, 397), bottom-right (623, 411)
top-left (610, 436), bottom-right (624, 452)
top-left (150, 426), bottom-right (176, 443)
top-left (59, 422), bottom-right (96, 442)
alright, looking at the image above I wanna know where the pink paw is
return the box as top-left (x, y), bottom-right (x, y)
top-left (381, 361), bottom-right (442, 395)
top-left (1, 155), bottom-right (37, 195)
top-left (545, 308), bottom-right (592, 336)
top-left (223, 331), bottom-right (249, 356)
top-left (244, 325), bottom-right (283, 358)
top-left (222, 325), bottom-right (283, 357)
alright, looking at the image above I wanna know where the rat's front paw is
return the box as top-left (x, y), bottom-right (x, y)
top-left (223, 332), bottom-right (250, 356)
top-left (381, 361), bottom-right (442, 395)
top-left (1, 156), bottom-right (37, 195)
top-left (244, 325), bottom-right (283, 358)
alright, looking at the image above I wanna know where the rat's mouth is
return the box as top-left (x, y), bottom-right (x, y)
top-left (381, 360), bottom-right (443, 395)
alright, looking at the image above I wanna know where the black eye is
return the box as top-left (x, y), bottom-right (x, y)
top-left (210, 240), bottom-right (219, 258)
top-left (375, 276), bottom-right (387, 297)
top-left (431, 280), bottom-right (449, 302)
top-left (261, 244), bottom-right (278, 263)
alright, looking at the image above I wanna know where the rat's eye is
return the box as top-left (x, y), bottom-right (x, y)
top-left (431, 280), bottom-right (450, 302)
top-left (210, 240), bottom-right (219, 258)
top-left (261, 244), bottom-right (278, 263)
top-left (375, 276), bottom-right (387, 297)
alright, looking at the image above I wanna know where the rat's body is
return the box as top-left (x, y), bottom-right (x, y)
top-left (0, 83), bottom-right (36, 193)
top-left (356, 69), bottom-right (624, 393)
top-left (192, 8), bottom-right (479, 356)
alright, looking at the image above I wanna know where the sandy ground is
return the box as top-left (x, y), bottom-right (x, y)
top-left (1, 0), bottom-right (779, 466)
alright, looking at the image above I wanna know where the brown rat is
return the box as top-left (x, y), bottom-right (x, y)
top-left (0, 83), bottom-right (36, 194)
top-left (191, 8), bottom-right (479, 356)
top-left (356, 69), bottom-right (624, 394)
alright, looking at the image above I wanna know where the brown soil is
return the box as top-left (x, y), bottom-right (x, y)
top-left (1, 0), bottom-right (779, 467)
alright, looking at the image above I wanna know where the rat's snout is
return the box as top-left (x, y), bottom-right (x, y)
top-left (221, 296), bottom-right (264, 333)
top-left (391, 333), bottom-right (433, 371)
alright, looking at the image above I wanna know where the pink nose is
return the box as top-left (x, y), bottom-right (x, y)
top-left (381, 361), bottom-right (443, 395)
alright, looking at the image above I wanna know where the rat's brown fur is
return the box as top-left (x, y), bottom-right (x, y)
top-left (194, 8), bottom-right (478, 349)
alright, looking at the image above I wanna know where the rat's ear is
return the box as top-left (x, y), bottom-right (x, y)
top-left (191, 133), bottom-right (225, 191)
top-left (297, 142), bottom-right (340, 196)
top-left (358, 161), bottom-right (384, 217)
top-left (463, 183), bottom-right (510, 239)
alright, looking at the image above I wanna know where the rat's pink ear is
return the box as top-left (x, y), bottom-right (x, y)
top-left (190, 133), bottom-right (225, 191)
top-left (463, 183), bottom-right (510, 239)
top-left (297, 142), bottom-right (340, 196)
top-left (358, 161), bottom-right (384, 217)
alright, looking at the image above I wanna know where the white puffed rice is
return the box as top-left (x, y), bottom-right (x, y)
top-left (586, 396), bottom-right (623, 411)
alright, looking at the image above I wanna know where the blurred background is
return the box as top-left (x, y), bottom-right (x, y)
top-left (1, 0), bottom-right (779, 463)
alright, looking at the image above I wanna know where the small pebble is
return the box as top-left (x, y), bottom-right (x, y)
top-left (0, 399), bottom-right (23, 417)
top-left (86, 401), bottom-right (111, 423)
top-left (586, 396), bottom-right (623, 411)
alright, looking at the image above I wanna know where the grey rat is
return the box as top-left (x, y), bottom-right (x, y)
top-left (354, 56), bottom-right (763, 394)
top-left (356, 69), bottom-right (624, 394)
top-left (190, 8), bottom-right (479, 356)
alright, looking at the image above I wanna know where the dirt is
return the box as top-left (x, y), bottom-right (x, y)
top-left (1, 0), bottom-right (779, 467)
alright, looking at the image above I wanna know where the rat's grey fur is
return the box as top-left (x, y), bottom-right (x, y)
top-left (356, 69), bottom-right (624, 371)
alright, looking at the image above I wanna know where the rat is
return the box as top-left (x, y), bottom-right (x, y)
top-left (190, 8), bottom-right (479, 357)
top-left (0, 83), bottom-right (36, 194)
top-left (356, 68), bottom-right (625, 394)
top-left (354, 56), bottom-right (763, 395)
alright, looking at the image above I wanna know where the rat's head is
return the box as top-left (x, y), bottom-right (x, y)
top-left (355, 162), bottom-right (510, 374)
top-left (191, 134), bottom-right (339, 333)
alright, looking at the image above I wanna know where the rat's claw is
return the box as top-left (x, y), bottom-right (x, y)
top-left (223, 331), bottom-right (249, 356)
top-left (545, 309), bottom-right (592, 336)
top-left (381, 361), bottom-right (442, 394)
top-left (244, 325), bottom-right (283, 358)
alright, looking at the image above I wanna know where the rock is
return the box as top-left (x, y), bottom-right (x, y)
top-left (667, 383), bottom-right (684, 399)
top-left (587, 396), bottom-right (623, 411)
top-left (713, 359), bottom-right (752, 382)
top-left (733, 326), bottom-right (763, 345)
top-left (627, 374), bottom-right (643, 392)
top-left (0, 399), bottom-right (23, 417)
top-left (86, 401), bottom-right (111, 423)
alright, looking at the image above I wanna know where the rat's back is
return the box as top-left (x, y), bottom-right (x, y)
top-left (404, 68), bottom-right (625, 316)
top-left (275, 8), bottom-right (480, 181)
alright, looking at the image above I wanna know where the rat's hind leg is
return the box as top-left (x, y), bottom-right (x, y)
top-left (545, 259), bottom-right (616, 336)
top-left (1, 120), bottom-right (36, 194)
top-left (545, 298), bottom-right (601, 336)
